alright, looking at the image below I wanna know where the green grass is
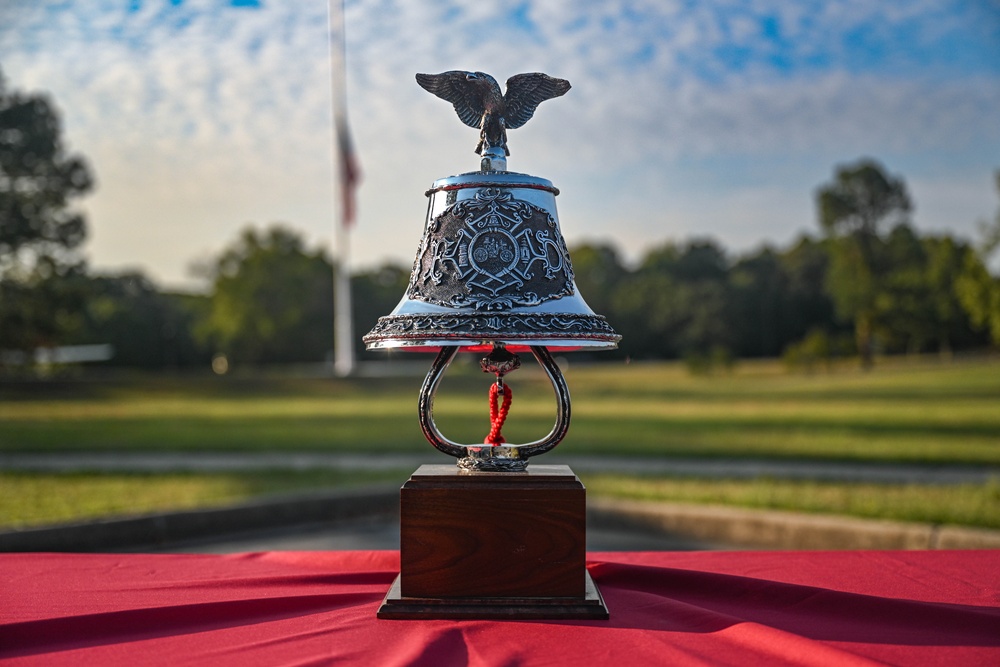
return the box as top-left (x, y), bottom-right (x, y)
top-left (4, 469), bottom-right (997, 532)
top-left (2, 356), bottom-right (1000, 531)
top-left (0, 469), bottom-right (409, 530)
top-left (2, 356), bottom-right (999, 464)
top-left (581, 474), bottom-right (1000, 530)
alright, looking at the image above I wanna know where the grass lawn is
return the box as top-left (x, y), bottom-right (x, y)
top-left (0, 469), bottom-right (409, 530)
top-left (580, 474), bottom-right (1000, 530)
top-left (2, 469), bottom-right (996, 531)
top-left (2, 356), bottom-right (999, 531)
top-left (2, 355), bottom-right (999, 464)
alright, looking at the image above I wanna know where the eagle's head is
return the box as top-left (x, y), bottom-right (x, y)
top-left (466, 71), bottom-right (501, 93)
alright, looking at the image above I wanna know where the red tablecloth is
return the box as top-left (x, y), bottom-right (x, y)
top-left (2, 550), bottom-right (998, 666)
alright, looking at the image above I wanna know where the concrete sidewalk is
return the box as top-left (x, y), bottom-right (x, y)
top-left (0, 484), bottom-right (721, 553)
top-left (588, 498), bottom-right (1000, 550)
top-left (3, 452), bottom-right (997, 485)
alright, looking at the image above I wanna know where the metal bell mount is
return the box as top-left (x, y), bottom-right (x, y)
top-left (363, 70), bottom-right (620, 471)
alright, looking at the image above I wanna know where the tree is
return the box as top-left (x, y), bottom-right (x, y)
top-left (816, 158), bottom-right (911, 367)
top-left (569, 243), bottom-right (628, 333)
top-left (612, 265), bottom-right (676, 359)
top-left (919, 234), bottom-right (984, 353)
top-left (872, 228), bottom-right (982, 355)
top-left (0, 68), bottom-right (94, 365)
top-left (351, 263), bottom-right (410, 357)
top-left (779, 236), bottom-right (840, 345)
top-left (877, 224), bottom-right (934, 353)
top-left (728, 247), bottom-right (787, 357)
top-left (0, 69), bottom-right (92, 272)
top-left (197, 225), bottom-right (335, 365)
top-left (615, 239), bottom-right (733, 361)
top-left (956, 170), bottom-right (1000, 346)
top-left (0, 261), bottom-right (88, 364)
top-left (642, 239), bottom-right (728, 283)
top-left (74, 271), bottom-right (211, 369)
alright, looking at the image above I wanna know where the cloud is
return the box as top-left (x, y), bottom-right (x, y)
top-left (343, 0), bottom-right (1000, 165)
top-left (1, 0), bottom-right (997, 286)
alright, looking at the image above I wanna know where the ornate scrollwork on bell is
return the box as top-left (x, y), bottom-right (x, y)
top-left (410, 188), bottom-right (573, 311)
top-left (363, 71), bottom-right (620, 471)
top-left (363, 172), bottom-right (619, 353)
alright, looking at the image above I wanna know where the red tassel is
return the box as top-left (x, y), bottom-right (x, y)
top-left (484, 383), bottom-right (513, 446)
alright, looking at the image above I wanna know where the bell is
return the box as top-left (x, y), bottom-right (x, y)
top-left (363, 170), bottom-right (620, 353)
top-left (363, 70), bottom-right (620, 471)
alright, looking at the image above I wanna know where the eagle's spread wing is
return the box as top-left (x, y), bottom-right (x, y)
top-left (502, 73), bottom-right (571, 130)
top-left (415, 71), bottom-right (485, 130)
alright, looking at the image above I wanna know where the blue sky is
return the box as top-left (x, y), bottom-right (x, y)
top-left (1, 0), bottom-right (998, 289)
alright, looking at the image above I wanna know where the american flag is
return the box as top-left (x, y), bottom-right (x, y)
top-left (335, 114), bottom-right (360, 228)
top-left (330, 0), bottom-right (359, 229)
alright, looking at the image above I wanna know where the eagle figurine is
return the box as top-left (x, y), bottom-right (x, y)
top-left (415, 71), bottom-right (571, 156)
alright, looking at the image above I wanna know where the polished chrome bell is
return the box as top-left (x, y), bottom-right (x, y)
top-left (364, 70), bottom-right (620, 471)
top-left (363, 171), bottom-right (620, 353)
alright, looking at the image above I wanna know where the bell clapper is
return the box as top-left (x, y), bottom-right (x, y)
top-left (481, 343), bottom-right (520, 386)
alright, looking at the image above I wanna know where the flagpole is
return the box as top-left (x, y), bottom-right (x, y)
top-left (333, 201), bottom-right (354, 377)
top-left (329, 0), bottom-right (356, 377)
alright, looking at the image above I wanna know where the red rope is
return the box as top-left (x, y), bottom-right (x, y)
top-left (484, 382), bottom-right (513, 446)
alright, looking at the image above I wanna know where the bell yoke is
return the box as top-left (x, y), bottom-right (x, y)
top-left (362, 71), bottom-right (620, 472)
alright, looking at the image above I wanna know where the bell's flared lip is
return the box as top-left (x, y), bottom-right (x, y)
top-left (364, 338), bottom-right (619, 353)
top-left (362, 310), bottom-right (621, 353)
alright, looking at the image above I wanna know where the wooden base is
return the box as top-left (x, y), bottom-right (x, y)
top-left (377, 571), bottom-right (609, 620)
top-left (378, 464), bottom-right (608, 620)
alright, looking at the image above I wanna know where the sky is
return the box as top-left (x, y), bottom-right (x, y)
top-left (1, 0), bottom-right (999, 291)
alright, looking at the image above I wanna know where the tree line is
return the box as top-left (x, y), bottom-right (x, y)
top-left (576, 162), bottom-right (1000, 368)
top-left (2, 70), bottom-right (999, 374)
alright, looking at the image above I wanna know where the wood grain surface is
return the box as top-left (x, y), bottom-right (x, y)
top-left (399, 465), bottom-right (586, 599)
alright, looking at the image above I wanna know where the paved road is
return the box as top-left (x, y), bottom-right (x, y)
top-left (3, 452), bottom-right (996, 485)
